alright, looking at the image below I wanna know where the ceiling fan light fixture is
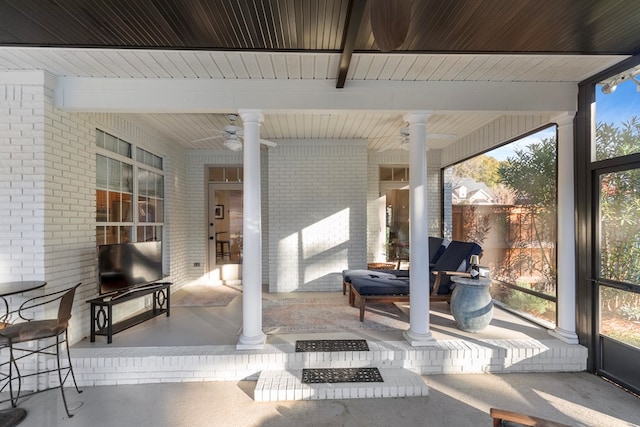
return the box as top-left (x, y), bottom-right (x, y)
top-left (224, 139), bottom-right (243, 151)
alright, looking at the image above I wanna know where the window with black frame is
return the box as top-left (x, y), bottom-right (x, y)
top-left (443, 126), bottom-right (558, 327)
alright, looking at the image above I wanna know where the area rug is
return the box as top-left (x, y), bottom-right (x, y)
top-left (171, 284), bottom-right (240, 307)
top-left (262, 296), bottom-right (409, 334)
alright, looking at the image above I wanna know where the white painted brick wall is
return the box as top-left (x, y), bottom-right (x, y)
top-left (1, 73), bottom-right (190, 348)
top-left (269, 140), bottom-right (368, 292)
top-left (68, 339), bottom-right (588, 387)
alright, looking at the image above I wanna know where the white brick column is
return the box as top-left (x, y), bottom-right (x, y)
top-left (403, 111), bottom-right (436, 347)
top-left (237, 109), bottom-right (266, 350)
top-left (549, 112), bottom-right (579, 344)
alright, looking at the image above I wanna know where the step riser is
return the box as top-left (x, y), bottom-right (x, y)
top-left (254, 368), bottom-right (429, 402)
top-left (67, 339), bottom-right (587, 387)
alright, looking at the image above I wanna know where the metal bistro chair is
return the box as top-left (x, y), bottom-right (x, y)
top-left (0, 283), bottom-right (83, 417)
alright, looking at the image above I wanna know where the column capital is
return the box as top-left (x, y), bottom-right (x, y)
top-left (238, 109), bottom-right (264, 124)
top-left (552, 112), bottom-right (576, 128)
top-left (403, 111), bottom-right (432, 125)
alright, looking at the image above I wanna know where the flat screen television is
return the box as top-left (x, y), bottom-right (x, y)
top-left (98, 241), bottom-right (163, 294)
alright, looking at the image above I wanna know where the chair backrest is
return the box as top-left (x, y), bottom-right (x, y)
top-left (430, 241), bottom-right (482, 292)
top-left (428, 237), bottom-right (449, 264)
top-left (57, 283), bottom-right (82, 325)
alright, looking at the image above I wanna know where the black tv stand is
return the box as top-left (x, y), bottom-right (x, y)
top-left (87, 282), bottom-right (171, 344)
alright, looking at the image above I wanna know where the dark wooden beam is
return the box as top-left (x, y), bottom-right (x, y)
top-left (336, 0), bottom-right (366, 89)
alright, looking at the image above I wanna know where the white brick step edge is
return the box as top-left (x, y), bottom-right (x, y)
top-left (254, 368), bottom-right (428, 402)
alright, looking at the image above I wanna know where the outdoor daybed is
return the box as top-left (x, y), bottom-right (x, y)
top-left (346, 240), bottom-right (482, 321)
top-left (341, 236), bottom-right (448, 295)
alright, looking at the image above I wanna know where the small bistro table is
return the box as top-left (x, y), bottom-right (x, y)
top-left (450, 276), bottom-right (493, 332)
top-left (0, 280), bottom-right (47, 427)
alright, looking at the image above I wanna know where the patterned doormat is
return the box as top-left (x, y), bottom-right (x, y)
top-left (295, 339), bottom-right (369, 352)
top-left (301, 367), bottom-right (384, 384)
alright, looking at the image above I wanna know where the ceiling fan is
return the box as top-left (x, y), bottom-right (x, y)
top-left (191, 114), bottom-right (277, 151)
top-left (377, 127), bottom-right (458, 151)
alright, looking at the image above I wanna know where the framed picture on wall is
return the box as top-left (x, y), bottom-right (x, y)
top-left (215, 205), bottom-right (224, 219)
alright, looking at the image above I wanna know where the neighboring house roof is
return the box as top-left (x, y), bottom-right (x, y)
top-left (453, 178), bottom-right (495, 204)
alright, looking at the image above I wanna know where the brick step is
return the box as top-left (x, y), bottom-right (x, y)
top-left (254, 367), bottom-right (428, 402)
top-left (69, 338), bottom-right (587, 388)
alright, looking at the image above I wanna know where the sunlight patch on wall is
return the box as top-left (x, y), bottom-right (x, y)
top-left (301, 208), bottom-right (350, 259)
top-left (278, 232), bottom-right (299, 286)
top-left (304, 248), bottom-right (349, 284)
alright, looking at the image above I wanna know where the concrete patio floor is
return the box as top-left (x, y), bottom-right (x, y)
top-left (10, 371), bottom-right (640, 426)
top-left (4, 288), bottom-right (639, 425)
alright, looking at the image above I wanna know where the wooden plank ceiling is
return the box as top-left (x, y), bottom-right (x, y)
top-left (2, 0), bottom-right (640, 54)
top-left (1, 0), bottom-right (639, 151)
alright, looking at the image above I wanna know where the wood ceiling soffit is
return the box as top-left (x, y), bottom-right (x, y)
top-left (336, 0), bottom-right (367, 89)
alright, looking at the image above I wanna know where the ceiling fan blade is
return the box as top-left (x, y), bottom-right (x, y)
top-left (370, 0), bottom-right (411, 52)
top-left (259, 139), bottom-right (277, 147)
top-left (191, 135), bottom-right (219, 143)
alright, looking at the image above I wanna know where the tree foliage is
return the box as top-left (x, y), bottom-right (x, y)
top-left (452, 155), bottom-right (501, 187)
top-left (597, 118), bottom-right (640, 287)
top-left (497, 138), bottom-right (557, 207)
top-left (596, 117), bottom-right (640, 160)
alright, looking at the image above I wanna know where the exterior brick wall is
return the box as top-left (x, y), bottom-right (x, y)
top-left (0, 72), bottom-right (190, 346)
top-left (268, 140), bottom-right (368, 292)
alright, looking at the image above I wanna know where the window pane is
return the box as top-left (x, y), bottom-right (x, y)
top-left (138, 169), bottom-right (149, 196)
top-left (96, 130), bottom-right (163, 247)
top-left (138, 196), bottom-right (158, 223)
top-left (107, 159), bottom-right (121, 191)
top-left (119, 139), bottom-right (131, 157)
top-left (226, 168), bottom-right (239, 182)
top-left (600, 287), bottom-right (640, 349)
top-left (96, 155), bottom-right (108, 189)
top-left (137, 225), bottom-right (161, 242)
top-left (105, 226), bottom-right (118, 244)
top-left (209, 167), bottom-right (224, 181)
top-left (155, 199), bottom-right (164, 222)
top-left (599, 169), bottom-right (640, 284)
top-left (595, 78), bottom-right (640, 161)
top-left (96, 226), bottom-right (106, 245)
top-left (445, 126), bottom-right (558, 326)
top-left (492, 282), bottom-right (557, 326)
top-left (380, 167), bottom-right (393, 181)
top-left (96, 190), bottom-right (108, 222)
top-left (96, 130), bottom-right (105, 149)
top-left (393, 167), bottom-right (408, 181)
top-left (157, 173), bottom-right (164, 198)
top-left (122, 193), bottom-right (132, 222)
top-left (108, 192), bottom-right (121, 222)
top-left (122, 163), bottom-right (133, 193)
top-left (104, 133), bottom-right (118, 153)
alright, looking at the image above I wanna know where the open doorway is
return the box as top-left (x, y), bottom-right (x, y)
top-left (207, 167), bottom-right (243, 284)
top-left (380, 165), bottom-right (410, 265)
